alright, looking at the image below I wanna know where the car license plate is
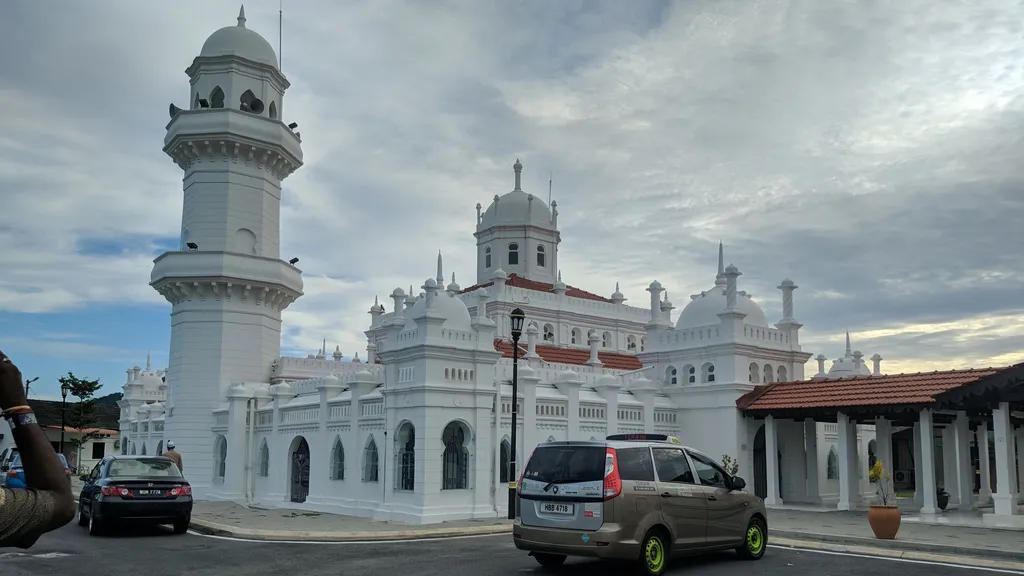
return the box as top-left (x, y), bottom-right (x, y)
top-left (540, 502), bottom-right (574, 515)
top-left (138, 489), bottom-right (162, 496)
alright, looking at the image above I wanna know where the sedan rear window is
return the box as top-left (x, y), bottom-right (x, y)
top-left (523, 446), bottom-right (606, 484)
top-left (108, 458), bottom-right (182, 478)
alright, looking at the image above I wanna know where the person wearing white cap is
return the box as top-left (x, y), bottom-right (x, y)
top-left (163, 441), bottom-right (183, 474)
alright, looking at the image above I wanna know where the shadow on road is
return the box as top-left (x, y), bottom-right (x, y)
top-left (528, 551), bottom-right (742, 574)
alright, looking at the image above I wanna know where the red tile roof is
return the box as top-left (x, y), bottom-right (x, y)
top-left (493, 339), bottom-right (642, 371)
top-left (460, 274), bottom-right (610, 302)
top-left (737, 366), bottom-right (1014, 412)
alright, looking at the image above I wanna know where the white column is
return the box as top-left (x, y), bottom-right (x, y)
top-left (919, 409), bottom-right (939, 515)
top-left (954, 412), bottom-right (974, 511)
top-left (991, 403), bottom-right (1019, 515)
top-left (804, 418), bottom-right (821, 505)
top-left (764, 415), bottom-right (782, 506)
top-left (850, 420), bottom-right (863, 507)
top-left (1016, 428), bottom-right (1024, 497)
top-left (978, 422), bottom-right (992, 503)
top-left (913, 422), bottom-right (923, 507)
top-left (837, 412), bottom-right (855, 511)
top-left (941, 425), bottom-right (958, 506)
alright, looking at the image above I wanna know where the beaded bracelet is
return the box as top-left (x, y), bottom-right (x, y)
top-left (1, 405), bottom-right (32, 417)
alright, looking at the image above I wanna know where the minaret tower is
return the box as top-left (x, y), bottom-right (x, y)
top-left (152, 6), bottom-right (303, 496)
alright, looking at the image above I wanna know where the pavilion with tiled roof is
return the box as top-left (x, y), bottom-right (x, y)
top-left (735, 364), bottom-right (1024, 519)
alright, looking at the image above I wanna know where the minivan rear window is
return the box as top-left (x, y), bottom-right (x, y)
top-left (523, 446), bottom-right (605, 484)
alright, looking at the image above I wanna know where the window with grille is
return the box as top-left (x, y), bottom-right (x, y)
top-left (363, 438), bottom-right (379, 482)
top-left (442, 422), bottom-right (469, 490)
top-left (398, 425), bottom-right (415, 491)
top-left (332, 438), bottom-right (345, 480)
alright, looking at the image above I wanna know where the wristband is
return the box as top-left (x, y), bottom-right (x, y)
top-left (5, 411), bottom-right (38, 430)
top-left (1, 405), bottom-right (31, 417)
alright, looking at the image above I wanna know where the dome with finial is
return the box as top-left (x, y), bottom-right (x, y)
top-left (447, 273), bottom-right (461, 292)
top-left (478, 159), bottom-right (555, 230)
top-left (676, 243), bottom-right (768, 329)
top-left (611, 282), bottom-right (625, 303)
top-left (200, 5), bottom-right (280, 69)
top-left (404, 278), bottom-right (473, 332)
top-left (553, 270), bottom-right (566, 291)
top-left (134, 353), bottom-right (164, 390)
top-left (333, 346), bottom-right (343, 361)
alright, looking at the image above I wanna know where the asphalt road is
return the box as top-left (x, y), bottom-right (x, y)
top-left (3, 521), bottom-right (1019, 576)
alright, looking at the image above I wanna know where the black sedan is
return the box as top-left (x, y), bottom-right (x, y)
top-left (77, 455), bottom-right (193, 536)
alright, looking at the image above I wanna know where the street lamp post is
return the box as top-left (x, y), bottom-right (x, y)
top-left (59, 382), bottom-right (70, 458)
top-left (508, 307), bottom-right (526, 520)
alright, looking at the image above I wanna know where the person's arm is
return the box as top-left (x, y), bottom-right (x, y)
top-left (0, 352), bottom-right (76, 547)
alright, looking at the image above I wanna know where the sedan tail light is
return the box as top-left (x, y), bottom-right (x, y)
top-left (101, 486), bottom-right (133, 497)
top-left (168, 486), bottom-right (192, 497)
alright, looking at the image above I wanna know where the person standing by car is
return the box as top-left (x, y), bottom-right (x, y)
top-left (0, 350), bottom-right (76, 547)
top-left (163, 441), bottom-right (183, 474)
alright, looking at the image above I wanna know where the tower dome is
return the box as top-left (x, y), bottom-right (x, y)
top-left (478, 159), bottom-right (554, 230)
top-left (199, 6), bottom-right (279, 69)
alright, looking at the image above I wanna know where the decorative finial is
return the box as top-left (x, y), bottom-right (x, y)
top-left (557, 270), bottom-right (562, 282)
top-left (845, 330), bottom-right (851, 354)
top-left (715, 242), bottom-right (726, 286)
top-left (436, 250), bottom-right (444, 284)
top-left (513, 158), bottom-right (522, 191)
top-left (146, 352), bottom-right (152, 371)
top-left (237, 5), bottom-right (247, 27)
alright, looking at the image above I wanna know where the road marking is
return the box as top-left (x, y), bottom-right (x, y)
top-left (0, 552), bottom-right (72, 560)
top-left (770, 544), bottom-right (1024, 574)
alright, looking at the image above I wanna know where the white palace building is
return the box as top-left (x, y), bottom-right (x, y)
top-left (119, 8), bottom-right (1024, 525)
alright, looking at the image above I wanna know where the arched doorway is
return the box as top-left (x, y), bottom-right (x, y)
top-left (289, 437), bottom-right (310, 503)
top-left (753, 424), bottom-right (783, 499)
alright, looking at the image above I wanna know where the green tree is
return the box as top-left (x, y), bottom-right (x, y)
top-left (58, 372), bottom-right (104, 468)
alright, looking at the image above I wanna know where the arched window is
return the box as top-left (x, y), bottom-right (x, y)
top-left (193, 93), bottom-right (201, 109)
top-left (156, 440), bottom-right (164, 455)
top-left (763, 364), bottom-right (774, 384)
top-left (331, 437), bottom-right (345, 480)
top-left (214, 435), bottom-right (227, 480)
top-left (268, 101), bottom-right (278, 119)
top-left (141, 444), bottom-right (147, 455)
top-left (397, 423), bottom-right (415, 491)
top-left (442, 422), bottom-right (470, 490)
top-left (627, 335), bottom-right (637, 350)
top-left (640, 338), bottom-right (646, 352)
top-left (508, 243), bottom-right (519, 266)
top-left (543, 324), bottom-right (554, 342)
top-left (702, 363), bottom-right (715, 383)
top-left (666, 366), bottom-right (678, 385)
top-left (602, 331), bottom-right (612, 348)
top-left (130, 443), bottom-right (136, 455)
top-left (363, 437), bottom-right (379, 482)
top-left (210, 86), bottom-right (225, 109)
top-left (685, 365), bottom-right (696, 384)
top-left (749, 362), bottom-right (760, 383)
top-left (571, 328), bottom-right (582, 345)
top-left (827, 447), bottom-right (839, 480)
top-left (777, 366), bottom-right (788, 382)
top-left (258, 440), bottom-right (270, 477)
top-left (484, 246), bottom-right (492, 268)
top-left (121, 441), bottom-right (128, 455)
top-left (499, 440), bottom-right (511, 483)
top-left (536, 245), bottom-right (545, 267)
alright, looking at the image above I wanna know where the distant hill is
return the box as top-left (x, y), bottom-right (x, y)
top-left (95, 392), bottom-right (123, 406)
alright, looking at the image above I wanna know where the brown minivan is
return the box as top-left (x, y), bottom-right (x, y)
top-left (512, 434), bottom-right (767, 575)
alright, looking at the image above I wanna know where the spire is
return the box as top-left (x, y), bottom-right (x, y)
top-left (436, 250), bottom-right (444, 284)
top-left (513, 158), bottom-right (522, 191)
top-left (715, 242), bottom-right (726, 286)
top-left (845, 330), bottom-right (851, 354)
top-left (146, 351), bottom-right (152, 371)
top-left (237, 5), bottom-right (247, 27)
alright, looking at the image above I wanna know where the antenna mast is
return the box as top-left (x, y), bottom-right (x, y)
top-left (278, 0), bottom-right (283, 70)
top-left (548, 171), bottom-right (552, 205)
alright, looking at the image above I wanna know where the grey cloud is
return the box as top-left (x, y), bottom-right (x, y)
top-left (1, 0), bottom-right (1021, 371)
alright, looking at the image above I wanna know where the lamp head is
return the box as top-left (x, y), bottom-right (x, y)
top-left (60, 382), bottom-right (70, 400)
top-left (509, 308), bottom-right (526, 341)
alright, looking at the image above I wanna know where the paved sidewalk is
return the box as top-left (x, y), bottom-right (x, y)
top-left (187, 501), bottom-right (1024, 560)
top-left (189, 501), bottom-right (512, 541)
top-left (769, 509), bottom-right (1024, 561)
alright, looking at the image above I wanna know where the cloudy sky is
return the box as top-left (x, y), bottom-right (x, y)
top-left (1, 0), bottom-right (1022, 400)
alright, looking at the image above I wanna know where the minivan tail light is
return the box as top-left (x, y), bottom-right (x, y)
top-left (516, 447), bottom-right (536, 496)
top-left (603, 447), bottom-right (621, 500)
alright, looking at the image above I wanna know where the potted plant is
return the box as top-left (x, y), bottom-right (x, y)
top-left (937, 486), bottom-right (949, 510)
top-left (867, 460), bottom-right (900, 539)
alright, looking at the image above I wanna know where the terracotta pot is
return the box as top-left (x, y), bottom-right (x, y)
top-left (868, 505), bottom-right (901, 539)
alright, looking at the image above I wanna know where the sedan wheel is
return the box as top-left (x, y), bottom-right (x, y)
top-left (88, 508), bottom-right (103, 537)
top-left (77, 503), bottom-right (88, 527)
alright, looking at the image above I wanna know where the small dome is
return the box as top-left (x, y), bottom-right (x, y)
top-left (199, 7), bottom-right (279, 69)
top-left (405, 291), bottom-right (473, 332)
top-left (478, 160), bottom-right (554, 230)
top-left (676, 285), bottom-right (768, 329)
top-left (828, 354), bottom-right (872, 377)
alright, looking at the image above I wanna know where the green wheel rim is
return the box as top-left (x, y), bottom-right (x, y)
top-left (747, 524), bottom-right (764, 554)
top-left (645, 535), bottom-right (666, 572)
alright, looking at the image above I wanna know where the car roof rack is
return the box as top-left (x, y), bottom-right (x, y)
top-left (606, 433), bottom-right (682, 445)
